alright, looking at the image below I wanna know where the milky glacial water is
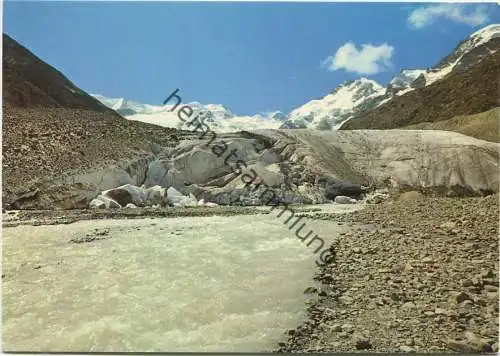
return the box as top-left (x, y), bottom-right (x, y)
top-left (2, 208), bottom-right (360, 352)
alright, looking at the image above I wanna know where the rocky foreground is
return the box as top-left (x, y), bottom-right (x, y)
top-left (277, 193), bottom-right (499, 353)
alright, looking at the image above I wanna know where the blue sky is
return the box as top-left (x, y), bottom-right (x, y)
top-left (3, 2), bottom-right (499, 115)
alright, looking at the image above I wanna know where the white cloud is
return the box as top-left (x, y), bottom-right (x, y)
top-left (408, 4), bottom-right (490, 29)
top-left (321, 42), bottom-right (394, 75)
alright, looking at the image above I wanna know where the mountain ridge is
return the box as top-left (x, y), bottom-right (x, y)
top-left (92, 24), bottom-right (500, 133)
top-left (339, 49), bottom-right (500, 135)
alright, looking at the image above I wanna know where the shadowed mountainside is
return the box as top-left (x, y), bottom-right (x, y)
top-left (3, 34), bottom-right (114, 111)
top-left (2, 33), bottom-right (194, 208)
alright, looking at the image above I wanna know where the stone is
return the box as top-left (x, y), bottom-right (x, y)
top-left (484, 285), bottom-right (498, 292)
top-left (334, 195), bottom-right (357, 204)
top-left (125, 203), bottom-right (137, 208)
top-left (179, 196), bottom-right (198, 207)
top-left (89, 198), bottom-right (106, 209)
top-left (446, 340), bottom-right (476, 352)
top-left (341, 323), bottom-right (354, 333)
top-left (464, 331), bottom-right (493, 352)
top-left (485, 292), bottom-right (499, 301)
top-left (399, 345), bottom-right (415, 352)
top-left (492, 343), bottom-right (499, 352)
top-left (482, 269), bottom-right (495, 279)
top-left (331, 324), bottom-right (342, 332)
top-left (366, 192), bottom-right (389, 204)
top-left (455, 291), bottom-right (473, 304)
top-left (102, 184), bottom-right (148, 207)
top-left (353, 334), bottom-right (372, 350)
top-left (166, 187), bottom-right (198, 207)
top-left (440, 221), bottom-right (456, 230)
top-left (483, 278), bottom-right (499, 287)
top-left (89, 195), bottom-right (121, 209)
top-left (146, 185), bottom-right (168, 206)
top-left (401, 302), bottom-right (416, 309)
top-left (434, 308), bottom-right (450, 315)
top-left (446, 337), bottom-right (492, 353)
top-left (166, 187), bottom-right (186, 206)
top-left (338, 331), bottom-right (349, 339)
top-left (461, 279), bottom-right (473, 287)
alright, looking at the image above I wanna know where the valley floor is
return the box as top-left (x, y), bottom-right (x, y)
top-left (2, 196), bottom-right (498, 352)
top-left (278, 194), bottom-right (499, 353)
top-left (1, 203), bottom-right (360, 352)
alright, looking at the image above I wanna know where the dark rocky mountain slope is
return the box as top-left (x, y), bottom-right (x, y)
top-left (2, 33), bottom-right (193, 209)
top-left (3, 34), bottom-right (113, 111)
top-left (340, 50), bottom-right (500, 132)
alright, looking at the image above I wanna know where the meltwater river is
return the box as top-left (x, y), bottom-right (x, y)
top-left (2, 206), bottom-right (361, 352)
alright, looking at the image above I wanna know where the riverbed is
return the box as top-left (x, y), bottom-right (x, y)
top-left (2, 205), bottom-right (362, 352)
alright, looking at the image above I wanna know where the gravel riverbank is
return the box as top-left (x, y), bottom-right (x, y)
top-left (2, 205), bottom-right (329, 228)
top-left (2, 206), bottom-right (272, 228)
top-left (277, 194), bottom-right (499, 353)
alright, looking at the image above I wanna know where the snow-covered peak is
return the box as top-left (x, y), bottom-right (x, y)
top-left (91, 94), bottom-right (162, 115)
top-left (267, 111), bottom-right (288, 122)
top-left (92, 94), bottom-right (283, 133)
top-left (284, 78), bottom-right (385, 130)
top-left (385, 24), bottom-right (500, 95)
top-left (388, 69), bottom-right (426, 90)
top-left (466, 24), bottom-right (500, 51)
top-left (430, 23), bottom-right (499, 78)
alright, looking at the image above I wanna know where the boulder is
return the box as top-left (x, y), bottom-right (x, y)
top-left (146, 185), bottom-right (168, 207)
top-left (166, 187), bottom-right (185, 206)
top-left (102, 188), bottom-right (132, 206)
top-left (334, 195), bottom-right (357, 204)
top-left (366, 192), bottom-right (389, 204)
top-left (125, 203), bottom-right (137, 208)
top-left (89, 195), bottom-right (121, 209)
top-left (197, 198), bottom-right (218, 207)
top-left (89, 198), bottom-right (106, 209)
top-left (102, 184), bottom-right (147, 207)
top-left (180, 194), bottom-right (198, 207)
top-left (167, 187), bottom-right (198, 207)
